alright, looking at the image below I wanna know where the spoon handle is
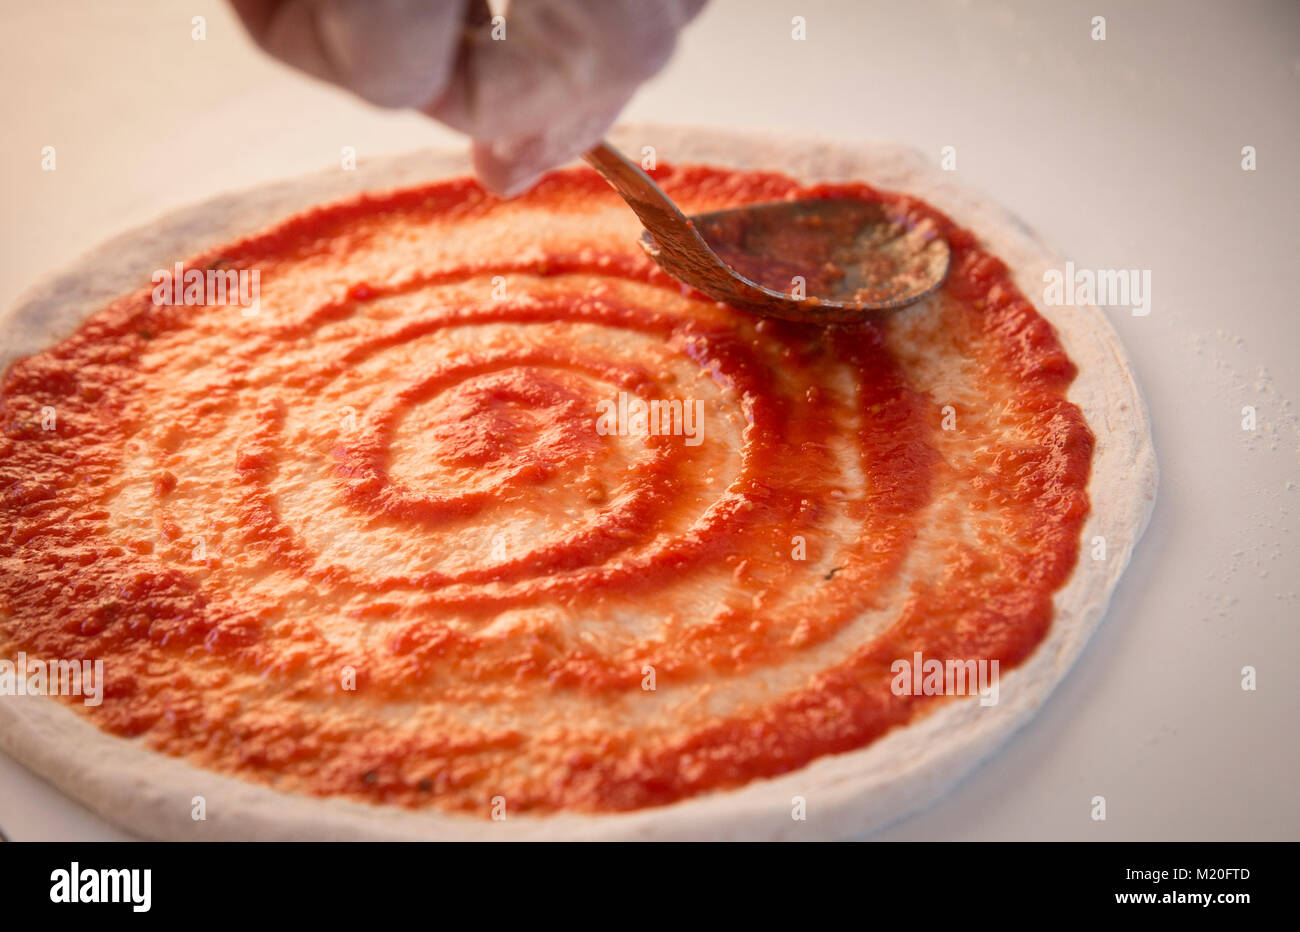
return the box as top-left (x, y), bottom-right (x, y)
top-left (582, 141), bottom-right (728, 282)
top-left (582, 141), bottom-right (689, 229)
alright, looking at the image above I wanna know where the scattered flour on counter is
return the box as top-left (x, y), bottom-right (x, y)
top-left (1185, 329), bottom-right (1300, 462)
top-left (1175, 326), bottom-right (1298, 623)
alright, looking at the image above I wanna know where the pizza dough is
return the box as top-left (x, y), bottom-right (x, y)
top-left (0, 125), bottom-right (1156, 840)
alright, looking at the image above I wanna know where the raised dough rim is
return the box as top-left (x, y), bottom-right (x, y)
top-left (0, 123), bottom-right (1158, 841)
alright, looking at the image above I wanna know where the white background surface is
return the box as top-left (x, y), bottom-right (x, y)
top-left (1, 0), bottom-right (1296, 841)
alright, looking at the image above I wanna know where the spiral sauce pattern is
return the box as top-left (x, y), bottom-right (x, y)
top-left (0, 166), bottom-right (1093, 814)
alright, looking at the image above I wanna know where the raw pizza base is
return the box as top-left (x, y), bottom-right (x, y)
top-left (0, 125), bottom-right (1157, 840)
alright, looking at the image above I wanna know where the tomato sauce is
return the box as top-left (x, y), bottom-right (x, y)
top-left (0, 165), bottom-right (1093, 814)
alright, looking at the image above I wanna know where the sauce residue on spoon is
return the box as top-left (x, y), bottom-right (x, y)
top-left (696, 199), bottom-right (946, 306)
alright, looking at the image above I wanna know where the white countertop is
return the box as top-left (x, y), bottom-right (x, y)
top-left (1, 0), bottom-right (1296, 841)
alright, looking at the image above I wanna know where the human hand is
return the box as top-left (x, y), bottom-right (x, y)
top-left (231, 0), bottom-right (706, 195)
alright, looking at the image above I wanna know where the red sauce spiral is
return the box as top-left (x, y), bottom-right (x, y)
top-left (0, 165), bottom-right (1092, 814)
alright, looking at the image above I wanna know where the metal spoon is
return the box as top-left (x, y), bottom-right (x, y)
top-left (582, 141), bottom-right (950, 324)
